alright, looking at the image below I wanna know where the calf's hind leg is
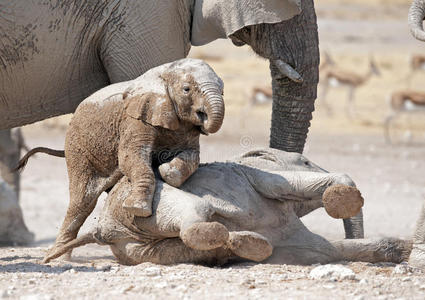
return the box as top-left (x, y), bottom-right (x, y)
top-left (111, 238), bottom-right (232, 266)
top-left (47, 155), bottom-right (121, 261)
top-left (331, 238), bottom-right (412, 263)
top-left (161, 193), bottom-right (271, 257)
top-left (175, 206), bottom-right (272, 261)
top-left (111, 231), bottom-right (272, 265)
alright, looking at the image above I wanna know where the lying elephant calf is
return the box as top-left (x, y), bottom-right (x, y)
top-left (44, 148), bottom-right (411, 265)
top-left (17, 58), bottom-right (225, 262)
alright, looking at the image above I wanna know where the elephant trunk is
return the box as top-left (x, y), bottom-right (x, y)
top-left (267, 0), bottom-right (364, 238)
top-left (200, 83), bottom-right (225, 134)
top-left (267, 0), bottom-right (319, 153)
top-left (409, 0), bottom-right (425, 41)
top-left (269, 69), bottom-right (316, 153)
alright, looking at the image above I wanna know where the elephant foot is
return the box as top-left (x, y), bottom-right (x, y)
top-left (323, 185), bottom-right (364, 219)
top-left (122, 195), bottom-right (152, 217)
top-left (43, 245), bottom-right (72, 263)
top-left (6, 227), bottom-right (34, 246)
top-left (159, 163), bottom-right (185, 188)
top-left (408, 243), bottom-right (425, 269)
top-left (181, 222), bottom-right (229, 251)
top-left (226, 231), bottom-right (273, 262)
top-left (0, 180), bottom-right (34, 246)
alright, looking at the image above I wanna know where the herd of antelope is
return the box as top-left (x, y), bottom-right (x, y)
top-left (250, 52), bottom-right (425, 145)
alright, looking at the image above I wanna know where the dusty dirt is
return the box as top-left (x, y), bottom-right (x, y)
top-left (2, 1), bottom-right (425, 299)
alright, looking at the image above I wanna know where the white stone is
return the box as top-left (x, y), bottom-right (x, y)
top-left (154, 282), bottom-right (168, 289)
top-left (309, 265), bottom-right (356, 280)
top-left (0, 290), bottom-right (10, 299)
top-left (392, 264), bottom-right (413, 275)
top-left (144, 266), bottom-right (161, 277)
top-left (20, 295), bottom-right (53, 300)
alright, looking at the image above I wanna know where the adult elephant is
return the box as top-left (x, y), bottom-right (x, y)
top-left (408, 0), bottom-right (425, 269)
top-left (0, 0), bottom-right (362, 242)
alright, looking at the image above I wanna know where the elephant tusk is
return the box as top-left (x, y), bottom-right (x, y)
top-left (275, 59), bottom-right (304, 83)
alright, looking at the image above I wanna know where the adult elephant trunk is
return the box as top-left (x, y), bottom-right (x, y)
top-left (200, 83), bottom-right (225, 134)
top-left (409, 0), bottom-right (425, 41)
top-left (267, 0), bottom-right (319, 153)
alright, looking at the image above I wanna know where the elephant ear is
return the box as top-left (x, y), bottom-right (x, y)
top-left (125, 93), bottom-right (180, 130)
top-left (191, 0), bottom-right (301, 46)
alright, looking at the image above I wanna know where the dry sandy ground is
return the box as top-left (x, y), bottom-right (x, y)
top-left (2, 1), bottom-right (425, 299)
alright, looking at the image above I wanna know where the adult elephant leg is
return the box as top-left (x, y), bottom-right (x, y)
top-left (0, 129), bottom-right (21, 197)
top-left (0, 129), bottom-right (33, 245)
top-left (409, 200), bottom-right (425, 268)
top-left (408, 0), bottom-right (425, 269)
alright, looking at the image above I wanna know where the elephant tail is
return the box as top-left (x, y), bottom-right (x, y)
top-left (14, 147), bottom-right (65, 172)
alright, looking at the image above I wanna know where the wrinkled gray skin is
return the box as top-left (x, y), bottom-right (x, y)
top-left (409, 0), bottom-right (425, 41)
top-left (44, 149), bottom-right (409, 265)
top-left (0, 179), bottom-right (34, 245)
top-left (408, 0), bottom-right (425, 269)
top-left (0, 129), bottom-right (33, 244)
top-left (0, 129), bottom-right (24, 197)
top-left (0, 0), bottom-right (361, 242)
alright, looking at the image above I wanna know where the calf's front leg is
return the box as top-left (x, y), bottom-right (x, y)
top-left (245, 169), bottom-right (364, 220)
top-left (159, 149), bottom-right (200, 188)
top-left (118, 128), bottom-right (156, 217)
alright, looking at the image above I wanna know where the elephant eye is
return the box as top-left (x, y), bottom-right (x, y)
top-left (183, 86), bottom-right (191, 93)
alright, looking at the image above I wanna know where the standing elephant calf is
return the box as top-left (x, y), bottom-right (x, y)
top-left (44, 148), bottom-right (411, 265)
top-left (18, 58), bottom-right (224, 261)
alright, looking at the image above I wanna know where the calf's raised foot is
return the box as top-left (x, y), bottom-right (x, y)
top-left (322, 185), bottom-right (364, 219)
top-left (122, 195), bottom-right (152, 217)
top-left (181, 222), bottom-right (229, 251)
top-left (227, 231), bottom-right (272, 262)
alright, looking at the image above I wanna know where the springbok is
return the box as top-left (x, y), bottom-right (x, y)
top-left (320, 58), bottom-right (381, 118)
top-left (319, 51), bottom-right (335, 71)
top-left (384, 90), bottom-right (425, 144)
top-left (405, 54), bottom-right (425, 86)
top-left (250, 85), bottom-right (273, 105)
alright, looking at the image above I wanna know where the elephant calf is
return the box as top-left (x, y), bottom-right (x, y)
top-left (18, 58), bottom-right (225, 262)
top-left (44, 148), bottom-right (411, 265)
